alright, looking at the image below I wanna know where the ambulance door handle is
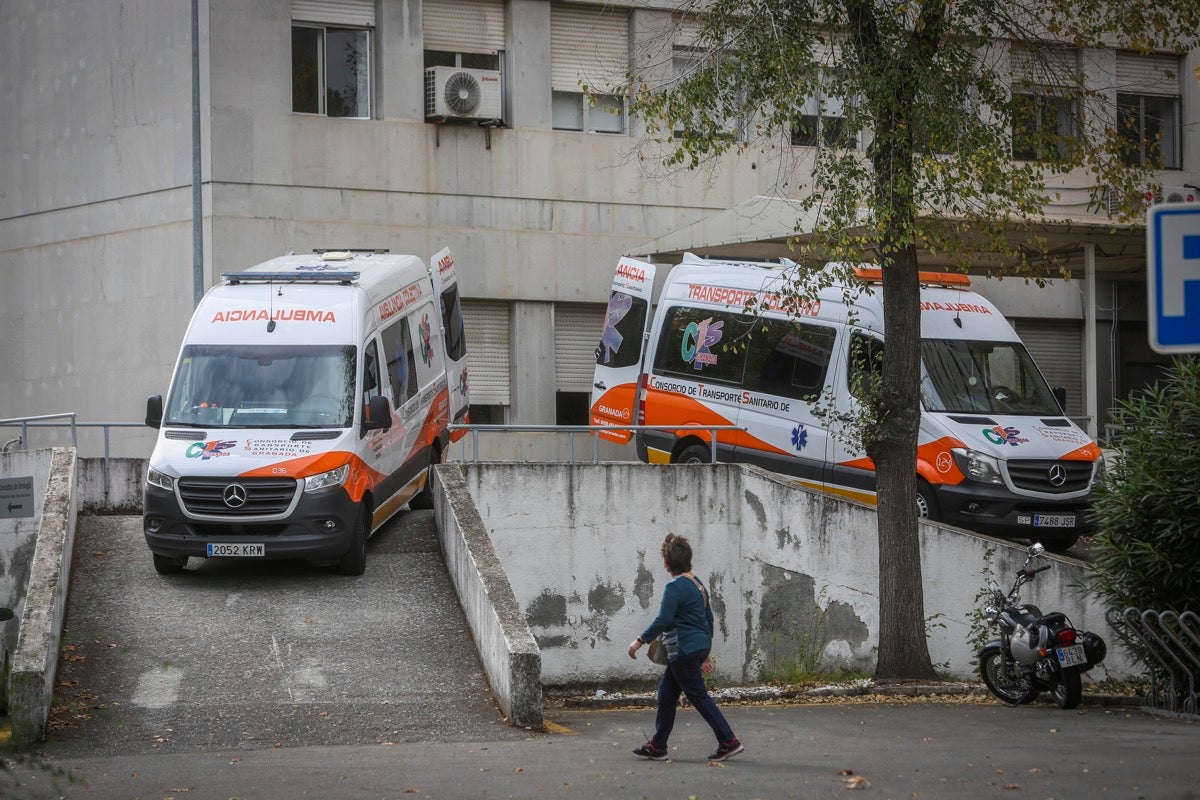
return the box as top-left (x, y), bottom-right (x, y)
top-left (594, 381), bottom-right (607, 390)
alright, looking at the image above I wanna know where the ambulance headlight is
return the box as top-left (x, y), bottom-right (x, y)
top-left (304, 464), bottom-right (350, 492)
top-left (146, 468), bottom-right (174, 492)
top-left (952, 448), bottom-right (1004, 485)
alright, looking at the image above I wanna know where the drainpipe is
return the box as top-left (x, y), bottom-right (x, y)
top-left (192, 0), bottom-right (203, 307)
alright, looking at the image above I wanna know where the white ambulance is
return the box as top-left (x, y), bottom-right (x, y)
top-left (591, 254), bottom-right (1102, 550)
top-left (143, 248), bottom-right (469, 575)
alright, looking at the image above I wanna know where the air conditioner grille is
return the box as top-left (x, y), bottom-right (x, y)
top-left (444, 71), bottom-right (482, 116)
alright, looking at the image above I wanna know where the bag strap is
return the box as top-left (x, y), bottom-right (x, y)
top-left (685, 575), bottom-right (708, 608)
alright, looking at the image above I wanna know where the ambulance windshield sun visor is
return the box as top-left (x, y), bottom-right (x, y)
top-left (164, 344), bottom-right (356, 429)
top-left (919, 339), bottom-right (1061, 416)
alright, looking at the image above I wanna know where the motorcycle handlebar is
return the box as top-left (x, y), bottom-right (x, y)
top-left (1022, 564), bottom-right (1052, 577)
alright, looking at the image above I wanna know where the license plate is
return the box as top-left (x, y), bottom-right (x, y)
top-left (1056, 643), bottom-right (1087, 668)
top-left (1031, 513), bottom-right (1075, 528)
top-left (206, 542), bottom-right (264, 557)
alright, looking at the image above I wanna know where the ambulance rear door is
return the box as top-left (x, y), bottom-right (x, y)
top-left (431, 247), bottom-right (469, 441)
top-left (590, 257), bottom-right (656, 443)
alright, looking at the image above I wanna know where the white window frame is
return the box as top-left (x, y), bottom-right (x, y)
top-left (1117, 92), bottom-right (1181, 170)
top-left (552, 91), bottom-right (626, 134)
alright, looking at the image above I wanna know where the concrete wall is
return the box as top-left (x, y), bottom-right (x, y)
top-left (0, 449), bottom-right (55, 656)
top-left (434, 464), bottom-right (542, 728)
top-left (7, 448), bottom-right (77, 744)
top-left (460, 461), bottom-right (1136, 686)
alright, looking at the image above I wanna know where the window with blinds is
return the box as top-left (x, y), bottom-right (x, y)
top-left (550, 3), bottom-right (629, 133)
top-left (463, 300), bottom-right (511, 406)
top-left (292, 0), bottom-right (374, 118)
top-left (1115, 52), bottom-right (1182, 169)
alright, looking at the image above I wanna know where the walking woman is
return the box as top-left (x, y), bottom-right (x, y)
top-left (627, 533), bottom-right (743, 762)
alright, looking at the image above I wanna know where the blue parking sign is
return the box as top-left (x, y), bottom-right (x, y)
top-left (1147, 204), bottom-right (1200, 354)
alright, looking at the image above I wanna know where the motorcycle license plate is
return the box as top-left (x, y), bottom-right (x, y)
top-left (206, 543), bottom-right (264, 557)
top-left (1056, 644), bottom-right (1087, 668)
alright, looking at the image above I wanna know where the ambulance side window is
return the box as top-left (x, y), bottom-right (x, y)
top-left (848, 332), bottom-right (884, 403)
top-left (361, 340), bottom-right (383, 436)
top-left (652, 306), bottom-right (747, 386)
top-left (744, 319), bottom-right (837, 401)
top-left (382, 316), bottom-right (419, 408)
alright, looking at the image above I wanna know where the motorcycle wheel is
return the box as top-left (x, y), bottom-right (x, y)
top-left (980, 645), bottom-right (1039, 705)
top-left (1052, 666), bottom-right (1083, 709)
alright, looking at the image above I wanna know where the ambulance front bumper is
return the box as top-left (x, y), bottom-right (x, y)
top-left (933, 481), bottom-right (1095, 542)
top-left (142, 483), bottom-right (359, 564)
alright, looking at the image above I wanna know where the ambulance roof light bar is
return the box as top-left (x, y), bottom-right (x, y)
top-left (220, 271), bottom-right (361, 285)
top-left (852, 267), bottom-right (971, 287)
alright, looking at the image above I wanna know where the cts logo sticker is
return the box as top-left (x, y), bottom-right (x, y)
top-left (682, 317), bottom-right (724, 370)
top-left (186, 440), bottom-right (237, 459)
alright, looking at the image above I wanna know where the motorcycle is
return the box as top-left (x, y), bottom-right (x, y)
top-left (978, 543), bottom-right (1107, 709)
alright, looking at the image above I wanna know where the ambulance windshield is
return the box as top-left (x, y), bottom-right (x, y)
top-left (920, 339), bottom-right (1062, 416)
top-left (164, 344), bottom-right (356, 428)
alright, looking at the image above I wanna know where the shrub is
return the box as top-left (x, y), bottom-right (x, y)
top-left (1089, 356), bottom-right (1200, 613)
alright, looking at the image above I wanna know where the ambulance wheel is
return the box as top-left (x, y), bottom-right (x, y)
top-left (153, 553), bottom-right (187, 575)
top-left (337, 505), bottom-right (368, 576)
top-left (677, 444), bottom-right (712, 464)
top-left (915, 479), bottom-right (941, 521)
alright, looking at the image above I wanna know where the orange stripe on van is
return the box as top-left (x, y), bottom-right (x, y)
top-left (831, 436), bottom-right (966, 486)
top-left (1060, 442), bottom-right (1101, 461)
top-left (642, 389), bottom-right (737, 445)
top-left (239, 452), bottom-right (387, 503)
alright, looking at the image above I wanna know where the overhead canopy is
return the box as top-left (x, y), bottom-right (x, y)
top-left (632, 195), bottom-right (1147, 279)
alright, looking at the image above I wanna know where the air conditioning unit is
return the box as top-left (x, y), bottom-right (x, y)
top-left (424, 67), bottom-right (502, 122)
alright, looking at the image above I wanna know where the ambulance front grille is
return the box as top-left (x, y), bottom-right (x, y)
top-left (1006, 460), bottom-right (1093, 494)
top-left (178, 476), bottom-right (299, 517)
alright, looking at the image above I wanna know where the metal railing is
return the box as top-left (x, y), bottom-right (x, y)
top-left (1, 413), bottom-right (149, 495)
top-left (1105, 607), bottom-right (1200, 718)
top-left (448, 424), bottom-right (744, 464)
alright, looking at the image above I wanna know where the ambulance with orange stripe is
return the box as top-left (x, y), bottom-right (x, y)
top-left (591, 253), bottom-right (1101, 550)
top-left (143, 248), bottom-right (469, 575)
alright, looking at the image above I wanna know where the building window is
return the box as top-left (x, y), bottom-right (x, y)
top-left (1118, 93), bottom-right (1181, 169)
top-left (1011, 92), bottom-right (1078, 161)
top-left (671, 47), bottom-right (745, 141)
top-left (790, 70), bottom-right (854, 149)
top-left (292, 25), bottom-right (371, 118)
top-left (425, 51), bottom-right (501, 71)
top-left (552, 92), bottom-right (625, 133)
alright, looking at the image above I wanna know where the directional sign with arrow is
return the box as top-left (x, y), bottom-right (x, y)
top-left (0, 476), bottom-right (35, 519)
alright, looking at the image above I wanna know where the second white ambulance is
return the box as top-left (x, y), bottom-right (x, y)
top-left (591, 253), bottom-right (1101, 550)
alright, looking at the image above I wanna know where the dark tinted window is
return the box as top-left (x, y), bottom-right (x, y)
top-left (595, 290), bottom-right (650, 369)
top-left (652, 306), bottom-right (748, 386)
top-left (441, 284), bottom-right (467, 361)
top-left (745, 319), bottom-right (837, 400)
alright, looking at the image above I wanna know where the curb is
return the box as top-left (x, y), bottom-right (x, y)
top-left (556, 682), bottom-right (1143, 710)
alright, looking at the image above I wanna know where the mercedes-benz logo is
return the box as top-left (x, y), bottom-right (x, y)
top-left (223, 483), bottom-right (248, 508)
top-left (1047, 464), bottom-right (1067, 488)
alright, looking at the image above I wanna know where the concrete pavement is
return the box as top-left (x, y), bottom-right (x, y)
top-left (10, 699), bottom-right (1196, 799)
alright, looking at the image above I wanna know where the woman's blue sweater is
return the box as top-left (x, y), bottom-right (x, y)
top-left (640, 575), bottom-right (713, 657)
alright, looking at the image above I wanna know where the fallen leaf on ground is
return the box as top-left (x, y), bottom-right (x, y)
top-left (843, 775), bottom-right (870, 789)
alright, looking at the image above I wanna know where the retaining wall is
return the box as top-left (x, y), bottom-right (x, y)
top-left (458, 461), bottom-right (1136, 686)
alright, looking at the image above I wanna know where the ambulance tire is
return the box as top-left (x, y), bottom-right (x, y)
top-left (153, 553), bottom-right (187, 575)
top-left (677, 444), bottom-right (712, 464)
top-left (915, 479), bottom-right (941, 521)
top-left (337, 504), bottom-right (368, 576)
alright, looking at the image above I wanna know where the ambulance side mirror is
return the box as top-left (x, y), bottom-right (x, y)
top-left (145, 395), bottom-right (163, 429)
top-left (362, 395), bottom-right (393, 434)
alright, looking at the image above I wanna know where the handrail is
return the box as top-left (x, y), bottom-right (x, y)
top-left (1, 416), bottom-right (149, 495)
top-left (448, 423), bottom-right (744, 464)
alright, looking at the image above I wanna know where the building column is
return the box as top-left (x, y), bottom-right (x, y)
top-left (510, 301), bottom-right (556, 423)
top-left (1083, 242), bottom-right (1099, 440)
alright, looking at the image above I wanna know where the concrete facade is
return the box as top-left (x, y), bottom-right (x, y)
top-left (456, 461), bottom-right (1136, 686)
top-left (2, 1), bottom-right (1198, 458)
